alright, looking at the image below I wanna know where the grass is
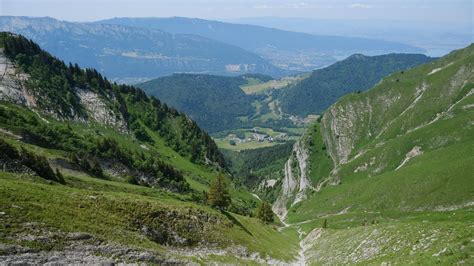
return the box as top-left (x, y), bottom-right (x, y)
top-left (0, 102), bottom-right (259, 211)
top-left (304, 212), bottom-right (473, 265)
top-left (214, 139), bottom-right (279, 151)
top-left (240, 73), bottom-right (310, 95)
top-left (0, 171), bottom-right (300, 262)
top-left (289, 139), bottom-right (474, 223)
top-left (291, 44), bottom-right (474, 222)
top-left (275, 44), bottom-right (474, 265)
top-left (305, 123), bottom-right (334, 185)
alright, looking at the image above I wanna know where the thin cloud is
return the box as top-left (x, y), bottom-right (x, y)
top-left (253, 2), bottom-right (331, 10)
top-left (350, 3), bottom-right (373, 9)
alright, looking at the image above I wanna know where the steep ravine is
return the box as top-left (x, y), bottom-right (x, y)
top-left (271, 137), bottom-right (319, 265)
top-left (272, 138), bottom-right (313, 222)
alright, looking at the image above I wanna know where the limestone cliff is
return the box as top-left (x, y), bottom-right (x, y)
top-left (272, 138), bottom-right (313, 221)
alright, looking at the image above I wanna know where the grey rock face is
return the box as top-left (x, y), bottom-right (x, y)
top-left (272, 138), bottom-right (312, 221)
top-left (0, 51), bottom-right (34, 106)
top-left (75, 88), bottom-right (128, 132)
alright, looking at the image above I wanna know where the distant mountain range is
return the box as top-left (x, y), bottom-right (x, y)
top-left (0, 16), bottom-right (290, 83)
top-left (100, 17), bottom-right (425, 72)
top-left (228, 17), bottom-right (472, 57)
top-left (0, 16), bottom-right (425, 83)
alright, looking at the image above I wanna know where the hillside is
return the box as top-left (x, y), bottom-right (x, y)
top-left (99, 17), bottom-right (424, 72)
top-left (277, 53), bottom-right (435, 116)
top-left (0, 33), bottom-right (308, 263)
top-left (0, 16), bottom-right (290, 83)
top-left (138, 73), bottom-right (307, 135)
top-left (137, 74), bottom-right (271, 133)
top-left (267, 44), bottom-right (474, 264)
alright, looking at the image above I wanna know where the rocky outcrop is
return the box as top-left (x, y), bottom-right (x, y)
top-left (272, 139), bottom-right (312, 221)
top-left (1, 49), bottom-right (128, 133)
top-left (0, 224), bottom-right (180, 265)
top-left (0, 158), bottom-right (36, 176)
top-left (395, 146), bottom-right (423, 170)
top-left (0, 51), bottom-right (35, 107)
top-left (75, 88), bottom-right (128, 132)
top-left (132, 208), bottom-right (231, 247)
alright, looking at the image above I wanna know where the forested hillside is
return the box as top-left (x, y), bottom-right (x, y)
top-left (0, 32), bottom-right (306, 264)
top-left (277, 53), bottom-right (435, 116)
top-left (138, 53), bottom-right (434, 135)
top-left (0, 33), bottom-right (224, 174)
top-left (138, 74), bottom-right (271, 132)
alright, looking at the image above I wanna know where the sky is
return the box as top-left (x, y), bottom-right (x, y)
top-left (0, 0), bottom-right (472, 24)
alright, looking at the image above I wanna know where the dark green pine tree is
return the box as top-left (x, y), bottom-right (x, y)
top-left (255, 201), bottom-right (274, 223)
top-left (207, 174), bottom-right (231, 211)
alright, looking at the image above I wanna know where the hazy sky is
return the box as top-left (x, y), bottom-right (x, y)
top-left (1, 0), bottom-right (472, 24)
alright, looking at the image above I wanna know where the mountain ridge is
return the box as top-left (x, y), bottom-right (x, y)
top-left (0, 32), bottom-right (226, 189)
top-left (277, 52), bottom-right (435, 116)
top-left (98, 16), bottom-right (425, 72)
top-left (0, 16), bottom-right (291, 83)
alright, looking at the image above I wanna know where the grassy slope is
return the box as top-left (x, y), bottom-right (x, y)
top-left (1, 101), bottom-right (259, 207)
top-left (284, 45), bottom-right (474, 264)
top-left (291, 140), bottom-right (474, 221)
top-left (0, 170), bottom-right (300, 263)
top-left (0, 103), bottom-right (298, 262)
top-left (304, 123), bottom-right (334, 185)
top-left (240, 73), bottom-right (310, 95)
top-left (301, 210), bottom-right (473, 264)
top-left (0, 33), bottom-right (298, 262)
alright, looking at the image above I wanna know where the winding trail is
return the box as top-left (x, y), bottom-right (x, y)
top-left (296, 228), bottom-right (308, 265)
top-left (275, 209), bottom-right (318, 265)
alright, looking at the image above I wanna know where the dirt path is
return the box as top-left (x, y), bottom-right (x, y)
top-left (296, 228), bottom-right (308, 265)
top-left (275, 211), bottom-right (321, 265)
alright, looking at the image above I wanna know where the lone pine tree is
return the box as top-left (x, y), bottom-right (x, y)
top-left (207, 174), bottom-right (231, 210)
top-left (255, 201), bottom-right (274, 223)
